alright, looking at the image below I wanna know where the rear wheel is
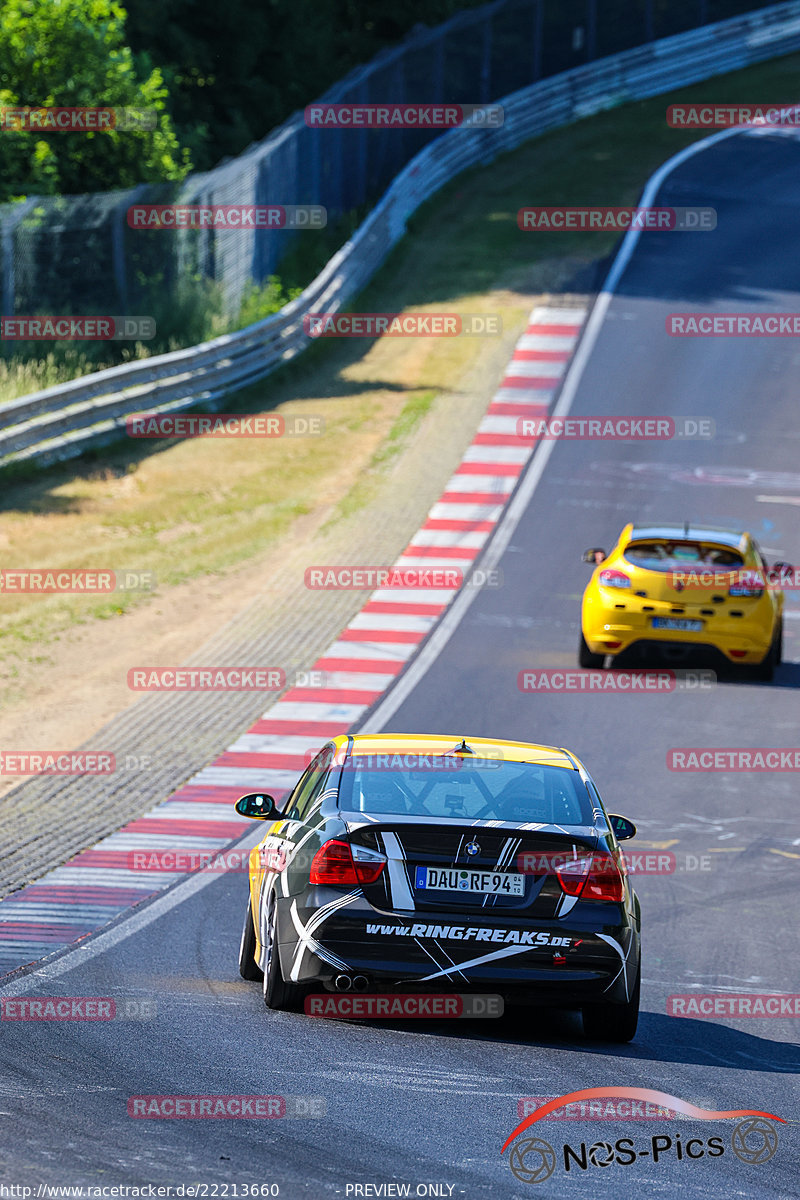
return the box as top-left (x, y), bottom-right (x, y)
top-left (753, 625), bottom-right (780, 682)
top-left (579, 633), bottom-right (605, 669)
top-left (583, 964), bottom-right (640, 1043)
top-left (262, 893), bottom-right (305, 1012)
top-left (238, 897), bottom-right (263, 981)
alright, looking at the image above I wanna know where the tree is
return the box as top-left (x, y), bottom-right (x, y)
top-left (0, 0), bottom-right (190, 201)
top-left (123, 0), bottom-right (488, 171)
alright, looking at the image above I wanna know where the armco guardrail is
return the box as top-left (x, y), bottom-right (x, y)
top-left (2, 0), bottom-right (800, 472)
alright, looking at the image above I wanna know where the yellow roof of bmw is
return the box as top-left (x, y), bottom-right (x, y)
top-left (332, 733), bottom-right (577, 769)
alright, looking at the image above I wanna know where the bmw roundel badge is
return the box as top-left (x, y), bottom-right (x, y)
top-left (465, 841), bottom-right (480, 857)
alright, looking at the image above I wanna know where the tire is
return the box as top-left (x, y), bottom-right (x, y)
top-left (261, 893), bottom-right (305, 1012)
top-left (583, 963), bottom-right (640, 1043)
top-left (752, 627), bottom-right (780, 682)
top-left (579, 633), bottom-right (605, 669)
top-left (238, 897), bottom-right (263, 981)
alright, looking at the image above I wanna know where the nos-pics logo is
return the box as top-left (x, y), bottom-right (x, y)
top-left (502, 1088), bottom-right (782, 1184)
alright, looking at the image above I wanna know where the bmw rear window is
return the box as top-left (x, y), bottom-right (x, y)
top-left (337, 757), bottom-right (593, 825)
top-left (623, 540), bottom-right (743, 573)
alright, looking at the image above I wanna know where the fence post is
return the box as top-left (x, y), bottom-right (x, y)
top-left (1, 197), bottom-right (39, 318)
top-left (112, 185), bottom-right (148, 313)
top-left (533, 0), bottom-right (543, 82)
top-left (587, 0), bottom-right (598, 60)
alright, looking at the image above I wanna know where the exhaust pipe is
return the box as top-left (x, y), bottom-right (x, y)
top-left (352, 975), bottom-right (369, 992)
top-left (334, 974), bottom-right (353, 991)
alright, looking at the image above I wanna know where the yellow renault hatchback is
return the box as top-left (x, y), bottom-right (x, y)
top-left (579, 523), bottom-right (788, 679)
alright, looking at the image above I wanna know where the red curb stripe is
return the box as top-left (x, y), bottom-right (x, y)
top-left (315, 657), bottom-right (404, 674)
top-left (525, 323), bottom-right (582, 336)
top-left (59, 851), bottom-right (188, 870)
top-left (402, 544), bottom-right (481, 560)
top-left (114, 819), bottom-right (247, 837)
top-left (248, 719), bottom-right (350, 736)
top-left (362, 601), bottom-right (446, 615)
top-left (473, 434), bottom-right (531, 446)
top-left (0, 925), bottom-right (96, 937)
top-left (487, 402), bottom-right (549, 417)
top-left (512, 348), bottom-right (570, 361)
top-left (10, 887), bottom-right (155, 904)
top-left (440, 490), bottom-right (513, 504)
top-left (421, 518), bottom-right (496, 533)
top-left (215, 752), bottom-right (313, 770)
top-left (337, 629), bottom-right (425, 644)
top-left (455, 462), bottom-right (523, 476)
top-left (500, 375), bottom-right (562, 389)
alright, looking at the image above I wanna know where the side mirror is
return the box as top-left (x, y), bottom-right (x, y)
top-left (609, 813), bottom-right (636, 841)
top-left (235, 792), bottom-right (277, 820)
top-left (582, 548), bottom-right (606, 564)
top-left (771, 561), bottom-right (793, 576)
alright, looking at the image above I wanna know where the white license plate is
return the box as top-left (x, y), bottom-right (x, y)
top-left (652, 617), bottom-right (703, 632)
top-left (415, 866), bottom-right (525, 896)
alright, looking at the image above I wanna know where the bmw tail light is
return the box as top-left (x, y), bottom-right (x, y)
top-left (581, 854), bottom-right (624, 902)
top-left (556, 853), bottom-right (623, 903)
top-left (598, 569), bottom-right (631, 589)
top-left (309, 839), bottom-right (386, 886)
top-left (555, 854), bottom-right (593, 896)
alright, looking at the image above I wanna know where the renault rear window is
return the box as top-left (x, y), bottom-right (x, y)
top-left (623, 540), bottom-right (744, 573)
